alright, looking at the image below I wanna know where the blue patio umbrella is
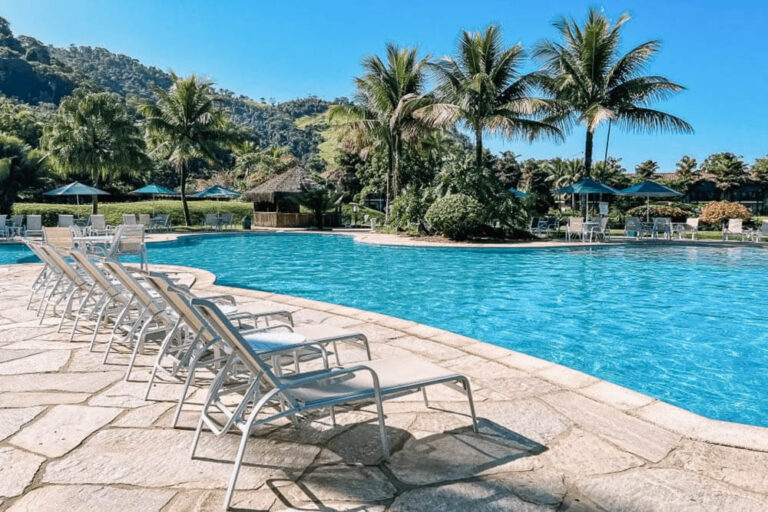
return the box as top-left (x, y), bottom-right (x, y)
top-left (43, 181), bottom-right (109, 205)
top-left (507, 186), bottom-right (530, 198)
top-left (191, 185), bottom-right (241, 213)
top-left (131, 183), bottom-right (177, 214)
top-left (619, 180), bottom-right (682, 221)
top-left (554, 178), bottom-right (619, 218)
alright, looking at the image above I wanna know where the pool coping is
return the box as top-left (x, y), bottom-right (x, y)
top-left (165, 261), bottom-right (768, 453)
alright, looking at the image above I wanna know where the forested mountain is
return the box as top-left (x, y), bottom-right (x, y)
top-left (0, 16), bottom-right (340, 161)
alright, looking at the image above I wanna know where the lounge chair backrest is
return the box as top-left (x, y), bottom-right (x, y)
top-left (69, 250), bottom-right (120, 297)
top-left (193, 298), bottom-right (288, 393)
top-left (122, 214), bottom-right (137, 225)
top-left (0, 214), bottom-right (6, 226)
top-left (220, 213), bottom-right (233, 224)
top-left (686, 218), bottom-right (699, 230)
top-left (11, 215), bottom-right (23, 227)
top-left (101, 259), bottom-right (159, 314)
top-left (43, 227), bottom-right (74, 250)
top-left (113, 224), bottom-right (145, 255)
top-left (761, 220), bottom-right (768, 235)
top-left (727, 218), bottom-right (742, 232)
top-left (40, 244), bottom-right (85, 286)
top-left (26, 215), bottom-right (42, 231)
top-left (653, 217), bottom-right (671, 230)
top-left (89, 215), bottom-right (106, 230)
top-left (57, 214), bottom-right (74, 227)
top-left (138, 213), bottom-right (151, 226)
top-left (568, 217), bottom-right (583, 231)
top-left (158, 213), bottom-right (169, 224)
top-left (625, 216), bottom-right (640, 230)
top-left (145, 273), bottom-right (211, 339)
top-left (204, 213), bottom-right (218, 227)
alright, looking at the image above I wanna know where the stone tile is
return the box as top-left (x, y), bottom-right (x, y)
top-left (430, 331), bottom-right (477, 348)
top-left (43, 428), bottom-right (320, 489)
top-left (389, 336), bottom-right (465, 361)
top-left (0, 446), bottom-right (45, 498)
top-left (0, 349), bottom-right (41, 363)
top-left (0, 406), bottom-right (45, 441)
top-left (3, 340), bottom-right (84, 351)
top-left (635, 400), bottom-right (768, 451)
top-left (341, 322), bottom-right (403, 343)
top-left (163, 489), bottom-right (276, 511)
top-left (662, 440), bottom-right (768, 495)
top-left (578, 380), bottom-right (655, 410)
top-left (0, 326), bottom-right (58, 344)
top-left (0, 371), bottom-right (121, 393)
top-left (10, 404), bottom-right (122, 457)
top-left (325, 412), bottom-right (416, 465)
top-left (112, 402), bottom-right (174, 428)
top-left (575, 468), bottom-right (768, 511)
top-left (475, 399), bottom-right (572, 445)
top-left (541, 392), bottom-right (680, 462)
top-left (0, 391), bottom-right (90, 408)
top-left (541, 428), bottom-right (644, 476)
top-left (290, 309), bottom-right (333, 325)
top-left (443, 355), bottom-right (523, 380)
top-left (462, 342), bottom-right (515, 360)
top-left (90, 379), bottom-right (196, 408)
top-left (0, 350), bottom-right (70, 375)
top-left (404, 324), bottom-right (446, 338)
top-left (475, 375), bottom-right (557, 400)
top-left (5, 485), bottom-right (176, 512)
top-left (389, 475), bottom-right (560, 512)
top-left (497, 352), bottom-right (554, 372)
top-left (321, 315), bottom-right (364, 328)
top-left (287, 465), bottom-right (396, 503)
top-left (535, 365), bottom-right (599, 389)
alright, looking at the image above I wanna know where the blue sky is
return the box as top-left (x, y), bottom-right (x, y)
top-left (1, 0), bottom-right (766, 172)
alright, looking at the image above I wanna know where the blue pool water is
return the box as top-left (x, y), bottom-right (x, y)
top-left (4, 233), bottom-right (768, 427)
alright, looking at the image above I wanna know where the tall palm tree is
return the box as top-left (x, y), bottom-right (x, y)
top-left (329, 43), bottom-right (430, 221)
top-left (544, 158), bottom-right (585, 208)
top-left (42, 90), bottom-right (149, 213)
top-left (535, 9), bottom-right (693, 176)
top-left (140, 74), bottom-right (235, 226)
top-left (418, 25), bottom-right (561, 171)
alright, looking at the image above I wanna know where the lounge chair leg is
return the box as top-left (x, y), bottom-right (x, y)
top-left (172, 356), bottom-right (199, 428)
top-left (373, 393), bottom-right (390, 460)
top-left (190, 414), bottom-right (205, 458)
top-left (422, 387), bottom-right (429, 407)
top-left (330, 406), bottom-right (336, 427)
top-left (462, 377), bottom-right (478, 433)
top-left (224, 413), bottom-right (259, 510)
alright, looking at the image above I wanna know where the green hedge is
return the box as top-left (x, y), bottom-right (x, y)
top-left (11, 200), bottom-right (253, 227)
top-left (425, 194), bottom-right (484, 240)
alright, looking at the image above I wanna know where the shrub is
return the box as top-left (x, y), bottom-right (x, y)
top-left (626, 204), bottom-right (690, 221)
top-left (12, 200), bottom-right (253, 227)
top-left (425, 194), bottom-right (484, 240)
top-left (699, 201), bottom-right (751, 227)
top-left (389, 188), bottom-right (433, 231)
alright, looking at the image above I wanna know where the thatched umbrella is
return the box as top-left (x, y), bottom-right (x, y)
top-left (243, 166), bottom-right (318, 212)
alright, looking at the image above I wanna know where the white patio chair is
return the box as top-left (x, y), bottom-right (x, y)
top-left (10, 214), bottom-right (23, 237)
top-left (203, 213), bottom-right (220, 231)
top-left (676, 218), bottom-right (699, 240)
top-left (87, 215), bottom-right (111, 236)
top-left (219, 212), bottom-right (234, 230)
top-left (138, 213), bottom-right (151, 227)
top-left (624, 216), bottom-right (641, 239)
top-left (0, 214), bottom-right (8, 239)
top-left (565, 217), bottom-right (584, 241)
top-left (122, 214), bottom-right (137, 225)
top-left (652, 217), bottom-right (672, 239)
top-left (723, 218), bottom-right (748, 241)
top-left (57, 214), bottom-right (74, 227)
top-left (24, 215), bottom-right (44, 238)
top-left (191, 298), bottom-right (478, 510)
top-left (150, 213), bottom-right (172, 232)
top-left (591, 217), bottom-right (610, 241)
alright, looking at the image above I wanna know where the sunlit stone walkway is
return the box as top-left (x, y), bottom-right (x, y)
top-left (2, 262), bottom-right (768, 511)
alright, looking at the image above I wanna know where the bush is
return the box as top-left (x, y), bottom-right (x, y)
top-left (626, 204), bottom-right (690, 221)
top-left (425, 194), bottom-right (484, 240)
top-left (11, 200), bottom-right (253, 227)
top-left (389, 188), bottom-right (433, 231)
top-left (699, 201), bottom-right (751, 227)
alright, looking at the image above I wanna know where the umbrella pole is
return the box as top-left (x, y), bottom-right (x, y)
top-left (646, 196), bottom-right (650, 222)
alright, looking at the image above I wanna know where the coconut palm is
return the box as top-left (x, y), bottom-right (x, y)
top-left (417, 25), bottom-right (561, 171)
top-left (329, 43), bottom-right (430, 221)
top-left (635, 160), bottom-right (659, 179)
top-left (42, 90), bottom-right (149, 213)
top-left (544, 158), bottom-right (585, 208)
top-left (140, 73), bottom-right (235, 225)
top-left (0, 134), bottom-right (47, 214)
top-left (535, 9), bottom-right (693, 176)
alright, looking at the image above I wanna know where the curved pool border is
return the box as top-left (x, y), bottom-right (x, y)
top-left (4, 229), bottom-right (768, 447)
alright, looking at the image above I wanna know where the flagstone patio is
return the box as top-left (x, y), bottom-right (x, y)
top-left (1, 261), bottom-right (768, 511)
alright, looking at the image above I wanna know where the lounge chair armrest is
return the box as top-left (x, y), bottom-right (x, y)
top-left (200, 294), bottom-right (237, 305)
top-left (281, 364), bottom-right (382, 392)
top-left (239, 324), bottom-right (294, 334)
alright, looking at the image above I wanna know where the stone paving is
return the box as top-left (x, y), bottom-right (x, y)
top-left (2, 261), bottom-right (768, 511)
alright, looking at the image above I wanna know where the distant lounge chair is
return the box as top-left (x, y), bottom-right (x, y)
top-left (219, 212), bottom-right (234, 230)
top-left (24, 215), bottom-right (44, 238)
top-left (89, 224), bottom-right (147, 270)
top-left (122, 214), bottom-right (137, 225)
top-left (191, 297), bottom-right (478, 510)
top-left (138, 213), bottom-right (151, 227)
top-left (723, 218), bottom-right (749, 241)
top-left (565, 217), bottom-right (584, 241)
top-left (87, 215), bottom-right (111, 236)
top-left (57, 214), bottom-right (74, 227)
top-left (674, 217), bottom-right (699, 240)
top-left (755, 220), bottom-right (768, 242)
top-left (0, 214), bottom-right (8, 239)
top-left (591, 217), bottom-right (610, 241)
top-left (10, 215), bottom-right (23, 237)
top-left (652, 217), bottom-right (672, 239)
top-left (150, 213), bottom-right (171, 232)
top-left (203, 213), bottom-right (219, 231)
top-left (624, 216), bottom-right (641, 238)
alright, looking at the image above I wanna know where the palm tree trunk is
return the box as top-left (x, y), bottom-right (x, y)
top-left (179, 162), bottom-right (191, 226)
top-left (475, 124), bottom-right (483, 170)
top-left (91, 174), bottom-right (99, 214)
top-left (584, 128), bottom-right (594, 177)
top-left (392, 136), bottom-right (401, 202)
top-left (384, 144), bottom-right (393, 224)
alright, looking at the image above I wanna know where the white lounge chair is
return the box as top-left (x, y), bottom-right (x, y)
top-left (652, 217), bottom-right (672, 239)
top-left (755, 220), bottom-right (768, 242)
top-left (150, 213), bottom-right (172, 232)
top-left (624, 216), bottom-right (641, 238)
top-left (57, 214), bottom-right (74, 227)
top-left (24, 215), bottom-right (44, 238)
top-left (87, 215), bottom-right (111, 236)
top-left (191, 298), bottom-right (478, 510)
top-left (565, 217), bottom-right (584, 241)
top-left (138, 213), bottom-right (151, 227)
top-left (0, 214), bottom-right (8, 239)
top-left (10, 214), bottom-right (23, 237)
top-left (723, 218), bottom-right (749, 241)
top-left (203, 213), bottom-right (220, 231)
top-left (122, 214), bottom-right (137, 225)
top-left (674, 217), bottom-right (699, 240)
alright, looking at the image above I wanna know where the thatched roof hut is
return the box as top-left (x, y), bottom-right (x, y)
top-left (243, 166), bottom-right (318, 213)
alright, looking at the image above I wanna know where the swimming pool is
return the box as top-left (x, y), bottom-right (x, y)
top-left (4, 233), bottom-right (768, 427)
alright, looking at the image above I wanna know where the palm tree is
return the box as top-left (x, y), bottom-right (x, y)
top-left (635, 160), bottom-right (659, 179)
top-left (0, 134), bottom-right (47, 214)
top-left (418, 25), bottom-right (561, 171)
top-left (140, 74), bottom-right (236, 226)
top-left (535, 9), bottom-right (693, 176)
top-left (329, 43), bottom-right (430, 221)
top-left (42, 90), bottom-right (149, 213)
top-left (544, 158), bottom-right (585, 208)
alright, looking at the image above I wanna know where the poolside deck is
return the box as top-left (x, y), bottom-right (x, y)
top-left (2, 262), bottom-right (768, 511)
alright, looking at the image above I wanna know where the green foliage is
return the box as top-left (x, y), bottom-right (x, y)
top-left (699, 200), bottom-right (751, 226)
top-left (425, 194), bottom-right (484, 240)
top-left (626, 204), bottom-right (691, 221)
top-left (389, 187), bottom-right (433, 231)
top-left (0, 96), bottom-right (53, 145)
top-left (700, 152), bottom-right (748, 194)
top-left (751, 156), bottom-right (768, 182)
top-left (0, 134), bottom-right (47, 213)
top-left (11, 200), bottom-right (252, 227)
top-left (635, 160), bottom-right (659, 179)
top-left (293, 179), bottom-right (342, 229)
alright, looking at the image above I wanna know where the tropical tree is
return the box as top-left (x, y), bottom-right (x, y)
top-left (676, 155), bottom-right (698, 177)
top-left (42, 90), bottom-right (149, 213)
top-left (635, 160), bottom-right (659, 179)
top-left (140, 74), bottom-right (236, 225)
top-left (294, 178), bottom-right (342, 230)
top-left (418, 25), bottom-right (561, 171)
top-left (329, 43), bottom-right (430, 221)
top-left (535, 9), bottom-right (693, 176)
top-left (544, 158), bottom-right (584, 208)
top-left (0, 134), bottom-right (47, 214)
top-left (700, 152), bottom-right (748, 199)
top-left (592, 157), bottom-right (628, 188)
